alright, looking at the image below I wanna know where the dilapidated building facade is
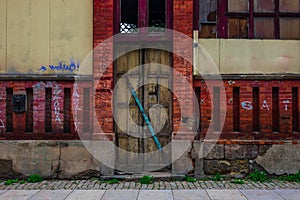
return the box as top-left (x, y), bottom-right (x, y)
top-left (0, 0), bottom-right (299, 178)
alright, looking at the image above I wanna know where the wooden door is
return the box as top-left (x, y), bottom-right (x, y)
top-left (114, 46), bottom-right (172, 173)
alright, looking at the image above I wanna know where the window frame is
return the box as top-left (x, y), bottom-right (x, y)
top-left (114, 0), bottom-right (173, 36)
top-left (217, 0), bottom-right (300, 39)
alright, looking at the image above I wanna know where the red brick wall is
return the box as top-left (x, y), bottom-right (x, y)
top-left (194, 79), bottom-right (300, 144)
top-left (0, 81), bottom-right (92, 140)
top-left (93, 0), bottom-right (114, 140)
top-left (173, 0), bottom-right (194, 135)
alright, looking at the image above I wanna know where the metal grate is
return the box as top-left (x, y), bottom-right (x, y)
top-left (120, 23), bottom-right (138, 33)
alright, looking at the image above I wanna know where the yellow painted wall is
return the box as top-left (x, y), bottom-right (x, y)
top-left (0, 0), bottom-right (93, 75)
top-left (195, 39), bottom-right (300, 75)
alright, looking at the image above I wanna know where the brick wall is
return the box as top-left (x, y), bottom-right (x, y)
top-left (93, 0), bottom-right (114, 140)
top-left (0, 81), bottom-right (92, 140)
top-left (194, 79), bottom-right (300, 144)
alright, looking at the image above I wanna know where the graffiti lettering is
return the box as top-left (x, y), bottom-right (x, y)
top-left (261, 100), bottom-right (270, 110)
top-left (53, 84), bottom-right (62, 122)
top-left (73, 84), bottom-right (81, 132)
top-left (38, 60), bottom-right (80, 73)
top-left (0, 119), bottom-right (5, 129)
top-left (282, 100), bottom-right (290, 111)
top-left (241, 101), bottom-right (253, 110)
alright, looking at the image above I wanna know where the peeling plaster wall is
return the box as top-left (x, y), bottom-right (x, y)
top-left (195, 38), bottom-right (300, 75)
top-left (0, 0), bottom-right (93, 75)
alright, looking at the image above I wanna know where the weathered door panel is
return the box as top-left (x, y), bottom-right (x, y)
top-left (114, 47), bottom-right (172, 173)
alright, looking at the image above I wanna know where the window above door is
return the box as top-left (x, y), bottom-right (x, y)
top-left (114, 0), bottom-right (172, 34)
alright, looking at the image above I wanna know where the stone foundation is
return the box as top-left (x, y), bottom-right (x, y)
top-left (0, 140), bottom-right (299, 179)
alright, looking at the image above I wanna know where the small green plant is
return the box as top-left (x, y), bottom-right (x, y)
top-left (248, 169), bottom-right (268, 182)
top-left (4, 179), bottom-right (19, 185)
top-left (278, 171), bottom-right (300, 182)
top-left (107, 178), bottom-right (119, 184)
top-left (211, 172), bottom-right (224, 181)
top-left (139, 175), bottom-right (154, 184)
top-left (27, 174), bottom-right (43, 183)
top-left (183, 176), bottom-right (197, 182)
top-left (231, 179), bottom-right (245, 184)
top-left (19, 180), bottom-right (26, 184)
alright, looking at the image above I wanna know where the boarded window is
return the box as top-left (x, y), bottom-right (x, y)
top-left (199, 0), bottom-right (217, 38)
top-left (6, 88), bottom-right (13, 132)
top-left (45, 88), bottom-right (52, 133)
top-left (254, 18), bottom-right (275, 39)
top-left (280, 18), bottom-right (300, 39)
top-left (279, 0), bottom-right (300, 12)
top-left (254, 0), bottom-right (274, 12)
top-left (228, 0), bottom-right (249, 12)
top-left (26, 88), bottom-right (33, 132)
top-left (228, 18), bottom-right (248, 38)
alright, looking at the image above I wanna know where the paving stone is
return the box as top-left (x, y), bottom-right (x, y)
top-left (101, 190), bottom-right (139, 200)
top-left (240, 190), bottom-right (284, 200)
top-left (173, 190), bottom-right (210, 200)
top-left (0, 191), bottom-right (6, 195)
top-left (138, 190), bottom-right (172, 200)
top-left (29, 190), bottom-right (72, 200)
top-left (206, 189), bottom-right (247, 200)
top-left (274, 190), bottom-right (300, 200)
top-left (65, 190), bottom-right (105, 200)
top-left (0, 190), bottom-right (39, 200)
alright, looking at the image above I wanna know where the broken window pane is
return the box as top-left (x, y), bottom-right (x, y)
top-left (280, 18), bottom-right (300, 39)
top-left (228, 0), bottom-right (249, 12)
top-left (149, 0), bottom-right (166, 32)
top-left (280, 0), bottom-right (300, 12)
top-left (254, 18), bottom-right (275, 39)
top-left (228, 18), bottom-right (248, 38)
top-left (199, 0), bottom-right (217, 38)
top-left (120, 0), bottom-right (138, 33)
top-left (254, 0), bottom-right (274, 12)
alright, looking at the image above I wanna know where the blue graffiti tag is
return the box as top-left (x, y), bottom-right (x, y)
top-left (38, 60), bottom-right (80, 73)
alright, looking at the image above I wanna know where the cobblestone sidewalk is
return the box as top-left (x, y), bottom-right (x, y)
top-left (0, 180), bottom-right (299, 190)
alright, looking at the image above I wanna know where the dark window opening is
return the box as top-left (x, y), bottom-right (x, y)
top-left (6, 88), bottom-right (13, 132)
top-left (120, 0), bottom-right (138, 33)
top-left (64, 88), bottom-right (71, 133)
top-left (149, 0), bottom-right (166, 32)
top-left (292, 87), bottom-right (299, 132)
top-left (45, 88), bottom-right (52, 133)
top-left (83, 88), bottom-right (91, 133)
top-left (213, 87), bottom-right (220, 131)
top-left (272, 87), bottom-right (279, 132)
top-left (26, 88), bottom-right (33, 132)
top-left (253, 87), bottom-right (260, 131)
top-left (233, 87), bottom-right (240, 131)
top-left (116, 0), bottom-right (171, 34)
